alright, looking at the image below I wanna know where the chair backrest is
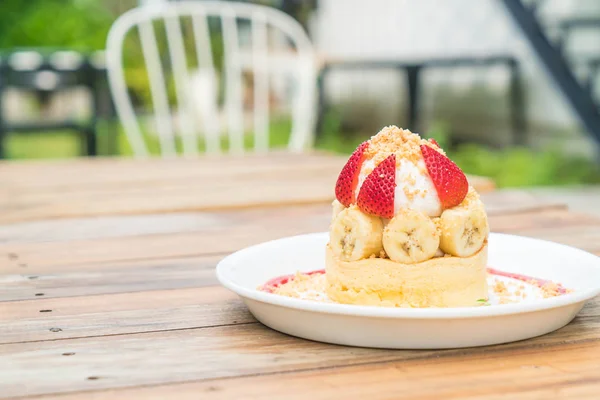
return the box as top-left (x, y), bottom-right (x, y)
top-left (106, 0), bottom-right (316, 157)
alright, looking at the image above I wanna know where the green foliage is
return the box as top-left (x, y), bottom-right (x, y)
top-left (6, 131), bottom-right (80, 159)
top-left (114, 117), bottom-right (291, 156)
top-left (0, 0), bottom-right (114, 51)
top-left (1, 0), bottom-right (598, 188)
top-left (450, 144), bottom-right (600, 187)
top-left (0, 0), bottom-right (228, 109)
top-left (6, 115), bottom-right (600, 188)
top-left (423, 124), bottom-right (600, 188)
top-left (315, 108), bottom-right (372, 154)
top-left (314, 114), bottom-right (600, 188)
top-left (6, 117), bottom-right (293, 159)
top-left (425, 121), bottom-right (452, 150)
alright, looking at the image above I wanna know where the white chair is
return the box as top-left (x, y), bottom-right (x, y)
top-left (106, 0), bottom-right (317, 157)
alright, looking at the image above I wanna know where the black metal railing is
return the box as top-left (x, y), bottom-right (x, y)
top-left (501, 0), bottom-right (600, 147)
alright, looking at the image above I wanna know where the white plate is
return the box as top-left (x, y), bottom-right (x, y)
top-left (217, 232), bottom-right (600, 349)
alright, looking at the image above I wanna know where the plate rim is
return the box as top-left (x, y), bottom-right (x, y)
top-left (216, 232), bottom-right (600, 319)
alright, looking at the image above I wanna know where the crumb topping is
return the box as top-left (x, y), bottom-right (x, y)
top-left (541, 281), bottom-right (572, 297)
top-left (403, 186), bottom-right (420, 201)
top-left (432, 217), bottom-right (442, 234)
top-left (455, 186), bottom-right (481, 209)
top-left (364, 125), bottom-right (446, 167)
top-left (493, 281), bottom-right (508, 296)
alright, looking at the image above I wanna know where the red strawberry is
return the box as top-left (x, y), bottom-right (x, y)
top-left (420, 145), bottom-right (468, 209)
top-left (356, 154), bottom-right (396, 218)
top-left (335, 141), bottom-right (369, 207)
top-left (429, 139), bottom-right (440, 148)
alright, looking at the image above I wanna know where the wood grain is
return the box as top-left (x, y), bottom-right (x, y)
top-left (2, 208), bottom-right (598, 305)
top-left (0, 203), bottom-right (331, 246)
top-left (7, 153), bottom-right (600, 400)
top-left (0, 205), bottom-right (330, 274)
top-left (0, 286), bottom-right (254, 344)
top-left (1, 152), bottom-right (494, 193)
top-left (0, 255), bottom-right (222, 302)
top-left (0, 190), bottom-right (561, 246)
top-left (0, 315), bottom-right (598, 398)
top-left (2, 208), bottom-right (598, 277)
top-left (0, 152), bottom-right (338, 188)
top-left (0, 153), bottom-right (495, 224)
top-left (2, 176), bottom-right (333, 224)
top-left (481, 189), bottom-right (568, 215)
top-left (35, 342), bottom-right (600, 400)
top-left (0, 213), bottom-right (227, 244)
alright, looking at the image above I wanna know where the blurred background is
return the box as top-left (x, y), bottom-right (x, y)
top-left (2, 0), bottom-right (600, 188)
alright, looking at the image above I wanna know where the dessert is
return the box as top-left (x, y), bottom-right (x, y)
top-left (327, 126), bottom-right (489, 307)
top-left (256, 125), bottom-right (572, 307)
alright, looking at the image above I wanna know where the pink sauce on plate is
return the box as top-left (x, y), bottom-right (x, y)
top-left (261, 269), bottom-right (325, 293)
top-left (260, 268), bottom-right (569, 295)
top-left (486, 267), bottom-right (569, 294)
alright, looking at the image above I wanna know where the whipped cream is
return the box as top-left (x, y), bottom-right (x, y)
top-left (356, 158), bottom-right (442, 217)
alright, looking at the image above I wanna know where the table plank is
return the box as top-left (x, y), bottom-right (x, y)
top-left (0, 314), bottom-right (598, 398)
top-left (0, 152), bottom-right (338, 189)
top-left (2, 176), bottom-right (333, 224)
top-left (0, 213), bottom-right (228, 244)
top-left (36, 342), bottom-right (600, 400)
top-left (0, 256), bottom-right (221, 302)
top-left (1, 152), bottom-right (494, 193)
top-left (0, 153), bottom-right (495, 224)
top-left (0, 206), bottom-right (329, 274)
top-left (2, 208), bottom-right (597, 276)
top-left (0, 190), bottom-right (566, 244)
top-left (2, 208), bottom-right (599, 304)
top-left (481, 189), bottom-right (567, 215)
top-left (0, 286), bottom-right (254, 345)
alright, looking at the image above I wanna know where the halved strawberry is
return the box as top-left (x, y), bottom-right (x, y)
top-left (420, 145), bottom-right (468, 209)
top-left (356, 154), bottom-right (396, 218)
top-left (335, 141), bottom-right (369, 207)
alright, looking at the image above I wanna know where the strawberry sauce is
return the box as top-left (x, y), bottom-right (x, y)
top-left (486, 267), bottom-right (569, 294)
top-left (261, 269), bottom-right (325, 293)
top-left (260, 268), bottom-right (568, 295)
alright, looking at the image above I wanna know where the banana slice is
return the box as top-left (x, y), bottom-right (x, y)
top-left (331, 199), bottom-right (346, 223)
top-left (439, 200), bottom-right (489, 257)
top-left (330, 207), bottom-right (383, 261)
top-left (383, 209), bottom-right (440, 264)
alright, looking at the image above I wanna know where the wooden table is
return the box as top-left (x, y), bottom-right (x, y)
top-left (1, 153), bottom-right (599, 399)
